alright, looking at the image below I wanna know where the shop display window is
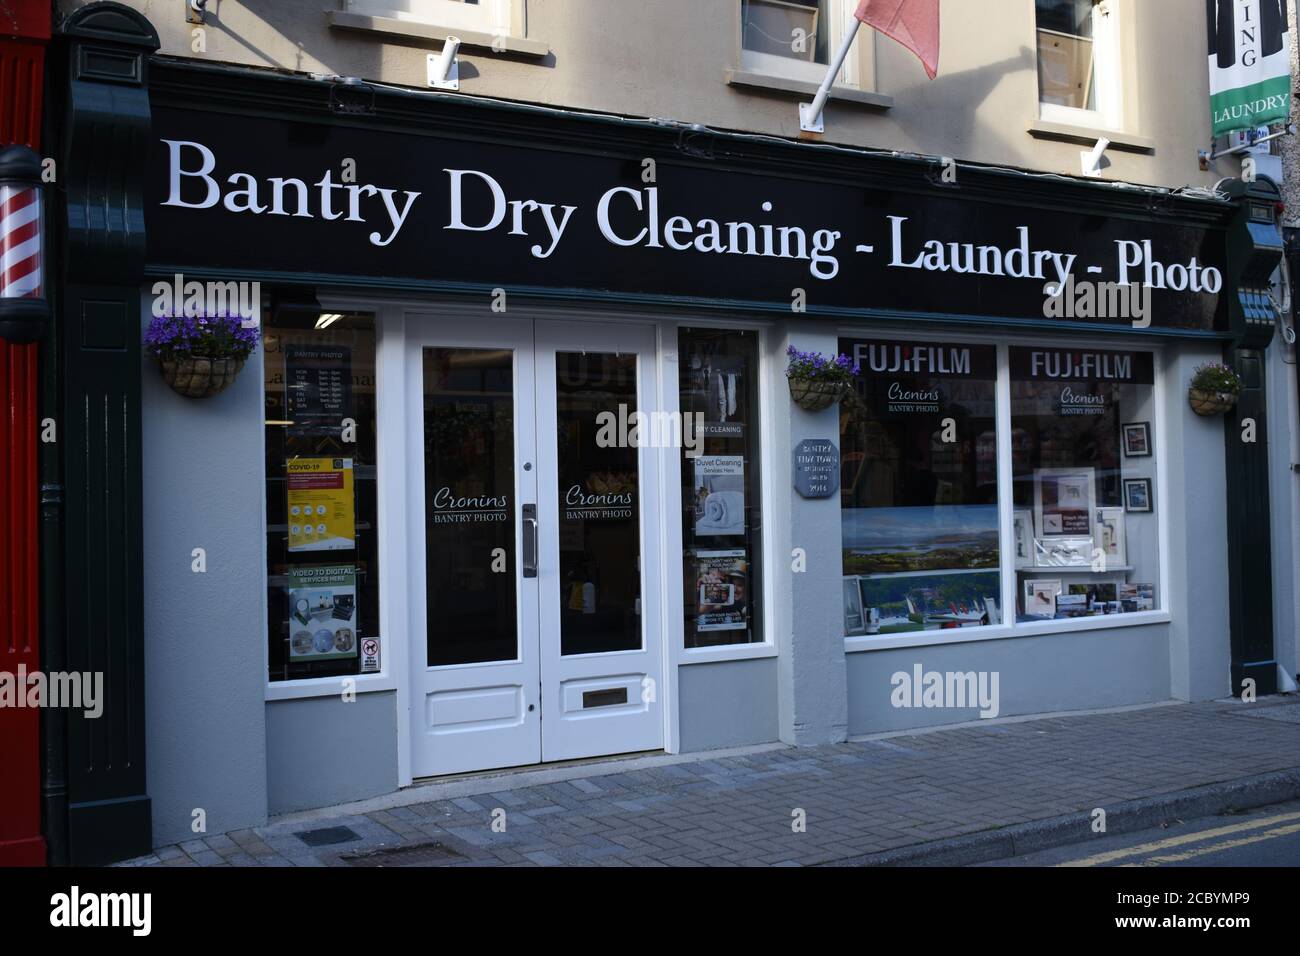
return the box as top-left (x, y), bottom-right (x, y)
top-left (1010, 346), bottom-right (1159, 622)
top-left (679, 328), bottom-right (764, 648)
top-left (264, 311), bottom-right (379, 682)
top-left (839, 338), bottom-right (1002, 636)
top-left (838, 337), bottom-right (1163, 640)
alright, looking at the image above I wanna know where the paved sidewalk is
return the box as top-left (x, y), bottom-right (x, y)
top-left (123, 696), bottom-right (1300, 867)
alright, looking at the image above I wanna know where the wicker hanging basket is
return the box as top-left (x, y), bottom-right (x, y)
top-left (159, 355), bottom-right (246, 399)
top-left (1187, 387), bottom-right (1237, 417)
top-left (788, 377), bottom-right (849, 412)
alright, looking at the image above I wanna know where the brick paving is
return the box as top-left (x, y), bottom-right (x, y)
top-left (121, 696), bottom-right (1300, 867)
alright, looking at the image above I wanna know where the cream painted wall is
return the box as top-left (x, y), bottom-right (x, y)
top-left (62, 0), bottom-right (1227, 189)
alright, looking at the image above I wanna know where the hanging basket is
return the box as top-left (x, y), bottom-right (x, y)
top-left (788, 377), bottom-right (849, 412)
top-left (159, 355), bottom-right (246, 399)
top-left (1187, 387), bottom-right (1237, 417)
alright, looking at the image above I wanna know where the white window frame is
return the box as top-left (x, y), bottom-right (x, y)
top-left (669, 317), bottom-right (780, 667)
top-left (840, 327), bottom-right (1171, 655)
top-left (264, 300), bottom-right (400, 701)
top-left (345, 0), bottom-right (513, 35)
top-left (1037, 0), bottom-right (1122, 130)
top-left (740, 0), bottom-right (861, 88)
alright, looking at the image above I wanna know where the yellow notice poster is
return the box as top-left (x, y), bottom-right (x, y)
top-left (287, 457), bottom-right (355, 552)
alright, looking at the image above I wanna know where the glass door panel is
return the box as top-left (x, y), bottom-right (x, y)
top-left (554, 351), bottom-right (642, 656)
top-left (422, 346), bottom-right (519, 666)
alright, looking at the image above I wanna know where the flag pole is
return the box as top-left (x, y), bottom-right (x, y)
top-left (799, 17), bottom-right (862, 132)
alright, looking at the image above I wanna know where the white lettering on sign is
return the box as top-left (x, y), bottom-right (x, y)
top-left (1059, 386), bottom-right (1108, 416)
top-left (857, 343), bottom-right (972, 376)
top-left (431, 487), bottom-right (509, 523)
top-left (161, 140), bottom-right (420, 247)
top-left (793, 440), bottom-right (839, 499)
top-left (1030, 351), bottom-right (1133, 381)
top-left (156, 139), bottom-right (1226, 307)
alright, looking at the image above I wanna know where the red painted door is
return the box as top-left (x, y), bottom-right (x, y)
top-left (0, 1), bottom-right (49, 867)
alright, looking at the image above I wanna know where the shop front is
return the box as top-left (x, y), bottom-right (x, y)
top-left (52, 8), bottom-right (1289, 852)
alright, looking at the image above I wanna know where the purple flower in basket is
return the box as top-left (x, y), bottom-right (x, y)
top-left (144, 313), bottom-right (260, 361)
top-left (786, 345), bottom-right (859, 384)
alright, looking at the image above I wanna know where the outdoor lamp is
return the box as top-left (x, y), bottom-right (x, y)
top-left (0, 144), bottom-right (49, 344)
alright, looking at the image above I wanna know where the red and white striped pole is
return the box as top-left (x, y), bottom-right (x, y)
top-left (0, 146), bottom-right (47, 341)
top-left (1, 186), bottom-right (41, 297)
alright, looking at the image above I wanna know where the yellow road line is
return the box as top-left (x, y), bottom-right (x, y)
top-left (1057, 810), bottom-right (1300, 867)
top-left (1127, 822), bottom-right (1300, 866)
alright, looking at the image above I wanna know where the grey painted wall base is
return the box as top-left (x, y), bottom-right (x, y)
top-left (677, 659), bottom-right (780, 752)
top-left (266, 693), bottom-right (399, 815)
top-left (142, 319), bottom-right (268, 847)
top-left (846, 625), bottom-right (1171, 734)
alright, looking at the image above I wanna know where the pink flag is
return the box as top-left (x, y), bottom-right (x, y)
top-left (854, 0), bottom-right (940, 80)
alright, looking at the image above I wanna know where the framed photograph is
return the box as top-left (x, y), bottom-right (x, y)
top-left (1023, 578), bottom-right (1061, 618)
top-left (1012, 509), bottom-right (1034, 568)
top-left (843, 578), bottom-right (865, 636)
top-left (1123, 477), bottom-right (1153, 513)
top-left (1033, 467), bottom-right (1095, 567)
top-left (1122, 421), bottom-right (1152, 458)
top-left (1119, 582), bottom-right (1155, 612)
top-left (1034, 467), bottom-right (1096, 538)
top-left (1033, 536), bottom-right (1094, 567)
top-left (1094, 506), bottom-right (1127, 568)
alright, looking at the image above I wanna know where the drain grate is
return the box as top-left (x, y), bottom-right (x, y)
top-left (295, 825), bottom-right (363, 847)
top-left (341, 841), bottom-right (466, 867)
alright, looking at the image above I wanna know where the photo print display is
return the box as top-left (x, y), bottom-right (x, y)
top-left (839, 339), bottom-right (1000, 634)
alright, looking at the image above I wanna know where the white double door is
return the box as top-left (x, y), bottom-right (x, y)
top-left (406, 315), bottom-right (664, 777)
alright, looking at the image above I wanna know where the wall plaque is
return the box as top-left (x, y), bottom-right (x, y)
top-left (793, 439), bottom-right (839, 499)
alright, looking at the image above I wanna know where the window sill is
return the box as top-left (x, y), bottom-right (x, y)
top-left (326, 10), bottom-right (550, 58)
top-left (680, 642), bottom-right (778, 666)
top-left (844, 610), bottom-right (1172, 653)
top-left (725, 68), bottom-right (893, 111)
top-left (266, 672), bottom-right (397, 702)
top-left (1028, 118), bottom-right (1155, 154)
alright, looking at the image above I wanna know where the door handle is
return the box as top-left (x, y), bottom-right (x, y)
top-left (522, 503), bottom-right (538, 578)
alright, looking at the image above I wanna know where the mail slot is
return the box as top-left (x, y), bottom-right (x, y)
top-left (582, 687), bottom-right (629, 709)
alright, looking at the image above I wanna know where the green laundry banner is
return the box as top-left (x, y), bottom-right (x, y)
top-left (1207, 0), bottom-right (1292, 137)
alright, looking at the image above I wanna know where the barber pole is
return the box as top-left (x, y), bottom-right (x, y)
top-left (0, 145), bottom-right (48, 342)
top-left (0, 180), bottom-right (41, 299)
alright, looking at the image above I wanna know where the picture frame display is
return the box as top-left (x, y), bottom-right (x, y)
top-left (1034, 467), bottom-right (1096, 537)
top-left (843, 578), bottom-right (865, 636)
top-left (1094, 506), bottom-right (1127, 568)
top-left (1012, 509), bottom-right (1034, 568)
top-left (1024, 578), bottom-right (1062, 617)
top-left (1033, 467), bottom-right (1095, 566)
top-left (1121, 421), bottom-right (1152, 458)
top-left (1123, 477), bottom-right (1153, 513)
